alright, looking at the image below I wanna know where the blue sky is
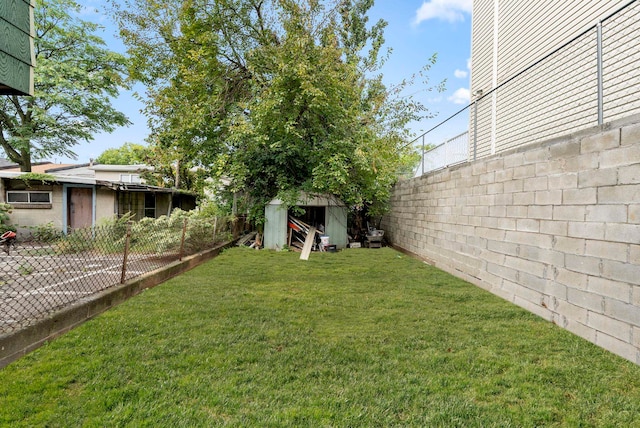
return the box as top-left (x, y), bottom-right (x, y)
top-left (58, 0), bottom-right (472, 164)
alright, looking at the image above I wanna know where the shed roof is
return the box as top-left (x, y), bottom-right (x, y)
top-left (268, 192), bottom-right (345, 207)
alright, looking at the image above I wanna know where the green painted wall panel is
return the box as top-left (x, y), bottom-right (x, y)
top-left (0, 0), bottom-right (33, 95)
top-left (325, 206), bottom-right (348, 249)
top-left (0, 0), bottom-right (31, 34)
top-left (0, 51), bottom-right (31, 94)
top-left (0, 18), bottom-right (31, 63)
top-left (264, 204), bottom-right (288, 250)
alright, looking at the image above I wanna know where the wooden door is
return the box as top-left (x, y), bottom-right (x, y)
top-left (68, 187), bottom-right (92, 229)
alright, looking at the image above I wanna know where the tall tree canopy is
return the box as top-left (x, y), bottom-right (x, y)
top-left (96, 142), bottom-right (206, 193)
top-left (114, 0), bottom-right (439, 220)
top-left (96, 142), bottom-right (150, 165)
top-left (0, 0), bottom-right (130, 171)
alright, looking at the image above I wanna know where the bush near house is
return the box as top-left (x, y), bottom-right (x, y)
top-left (46, 209), bottom-right (233, 256)
top-left (0, 203), bottom-right (16, 234)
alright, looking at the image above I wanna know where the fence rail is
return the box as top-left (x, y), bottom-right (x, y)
top-left (0, 215), bottom-right (231, 334)
top-left (416, 131), bottom-right (469, 176)
top-left (413, 0), bottom-right (639, 177)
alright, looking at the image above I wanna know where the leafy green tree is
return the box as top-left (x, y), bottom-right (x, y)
top-left (0, 0), bottom-right (130, 172)
top-left (96, 141), bottom-right (206, 195)
top-left (114, 0), bottom-right (441, 221)
top-left (0, 203), bottom-right (14, 234)
top-left (138, 140), bottom-right (208, 193)
top-left (96, 142), bottom-right (150, 165)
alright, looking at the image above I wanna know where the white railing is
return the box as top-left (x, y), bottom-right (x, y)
top-left (415, 131), bottom-right (469, 176)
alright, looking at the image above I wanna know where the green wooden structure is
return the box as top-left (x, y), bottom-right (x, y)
top-left (264, 193), bottom-right (348, 250)
top-left (0, 0), bottom-right (35, 96)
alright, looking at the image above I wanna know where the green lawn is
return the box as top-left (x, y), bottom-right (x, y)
top-left (1, 247), bottom-right (639, 426)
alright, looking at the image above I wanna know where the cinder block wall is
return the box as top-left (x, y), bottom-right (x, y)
top-left (381, 116), bottom-right (640, 364)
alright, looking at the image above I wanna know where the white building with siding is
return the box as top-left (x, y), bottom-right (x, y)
top-left (470, 0), bottom-right (639, 158)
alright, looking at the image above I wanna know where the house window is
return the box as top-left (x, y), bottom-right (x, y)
top-left (117, 192), bottom-right (143, 219)
top-left (120, 174), bottom-right (141, 183)
top-left (144, 193), bottom-right (156, 218)
top-left (7, 191), bottom-right (52, 204)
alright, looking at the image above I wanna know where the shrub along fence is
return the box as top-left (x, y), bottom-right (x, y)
top-left (0, 211), bottom-right (232, 335)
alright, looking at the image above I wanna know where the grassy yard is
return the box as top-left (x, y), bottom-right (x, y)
top-left (1, 247), bottom-right (639, 426)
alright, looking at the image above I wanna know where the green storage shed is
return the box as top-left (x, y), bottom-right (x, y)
top-left (264, 193), bottom-right (348, 251)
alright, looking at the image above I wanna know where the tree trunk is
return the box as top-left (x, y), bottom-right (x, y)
top-left (19, 149), bottom-right (31, 172)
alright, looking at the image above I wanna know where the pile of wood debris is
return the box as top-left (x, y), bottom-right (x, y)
top-left (236, 216), bottom-right (330, 260)
top-left (236, 231), bottom-right (262, 249)
top-left (288, 216), bottom-right (327, 260)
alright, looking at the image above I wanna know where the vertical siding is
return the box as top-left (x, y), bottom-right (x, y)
top-left (470, 0), bottom-right (495, 158)
top-left (264, 204), bottom-right (288, 250)
top-left (325, 206), bottom-right (348, 249)
top-left (470, 0), bottom-right (494, 93)
top-left (472, 95), bottom-right (493, 158)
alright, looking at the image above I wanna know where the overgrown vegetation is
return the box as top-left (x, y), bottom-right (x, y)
top-left (48, 208), bottom-right (232, 255)
top-left (28, 222), bottom-right (63, 243)
top-left (1, 248), bottom-right (638, 426)
top-left (0, 203), bottom-right (14, 234)
top-left (16, 173), bottom-right (57, 185)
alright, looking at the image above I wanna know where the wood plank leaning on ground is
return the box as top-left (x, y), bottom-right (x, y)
top-left (300, 226), bottom-right (317, 261)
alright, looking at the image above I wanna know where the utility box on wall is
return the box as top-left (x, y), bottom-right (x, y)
top-left (0, 0), bottom-right (35, 96)
top-left (263, 193), bottom-right (348, 250)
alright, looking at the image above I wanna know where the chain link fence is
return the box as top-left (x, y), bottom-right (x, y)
top-left (0, 213), bottom-right (233, 334)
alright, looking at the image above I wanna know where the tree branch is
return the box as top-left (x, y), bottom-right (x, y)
top-left (0, 126), bottom-right (22, 163)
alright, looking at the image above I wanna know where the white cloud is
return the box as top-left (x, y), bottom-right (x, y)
top-left (448, 87), bottom-right (470, 105)
top-left (414, 0), bottom-right (473, 25)
top-left (454, 69), bottom-right (468, 79)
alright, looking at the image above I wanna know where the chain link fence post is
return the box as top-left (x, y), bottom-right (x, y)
top-left (179, 218), bottom-right (188, 261)
top-left (213, 216), bottom-right (218, 245)
top-left (421, 135), bottom-right (425, 176)
top-left (120, 221), bottom-right (132, 284)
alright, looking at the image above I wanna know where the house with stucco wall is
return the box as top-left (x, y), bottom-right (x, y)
top-left (0, 163), bottom-right (195, 233)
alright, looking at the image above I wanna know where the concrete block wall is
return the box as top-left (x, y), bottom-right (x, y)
top-left (381, 115), bottom-right (640, 364)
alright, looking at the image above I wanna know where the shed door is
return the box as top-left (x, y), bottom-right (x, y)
top-left (68, 187), bottom-right (92, 229)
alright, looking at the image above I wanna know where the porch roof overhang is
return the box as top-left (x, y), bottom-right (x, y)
top-left (0, 171), bottom-right (95, 185)
top-left (0, 172), bottom-right (195, 197)
top-left (98, 181), bottom-right (197, 197)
